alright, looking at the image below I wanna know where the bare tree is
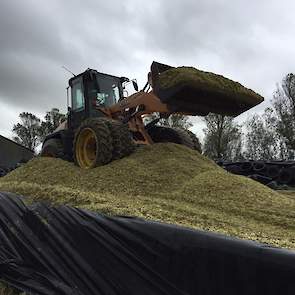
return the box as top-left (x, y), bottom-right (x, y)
top-left (145, 113), bottom-right (193, 130)
top-left (243, 109), bottom-right (285, 160)
top-left (158, 114), bottom-right (193, 129)
top-left (39, 108), bottom-right (66, 142)
top-left (203, 114), bottom-right (243, 161)
top-left (272, 73), bottom-right (295, 153)
top-left (12, 108), bottom-right (66, 152)
top-left (243, 73), bottom-right (295, 160)
top-left (12, 112), bottom-right (41, 151)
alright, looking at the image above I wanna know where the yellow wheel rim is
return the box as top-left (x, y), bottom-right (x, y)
top-left (75, 128), bottom-right (97, 169)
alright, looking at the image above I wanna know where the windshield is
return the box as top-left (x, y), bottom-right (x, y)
top-left (94, 74), bottom-right (121, 107)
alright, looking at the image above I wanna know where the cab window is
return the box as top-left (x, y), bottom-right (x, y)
top-left (95, 75), bottom-right (121, 106)
top-left (71, 78), bottom-right (85, 111)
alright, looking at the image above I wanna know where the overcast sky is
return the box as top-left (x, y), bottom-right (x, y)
top-left (1, 0), bottom-right (294, 139)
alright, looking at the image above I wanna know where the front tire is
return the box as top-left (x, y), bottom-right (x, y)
top-left (73, 118), bottom-right (113, 169)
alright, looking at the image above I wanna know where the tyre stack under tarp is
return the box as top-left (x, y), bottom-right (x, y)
top-left (0, 167), bottom-right (7, 178)
top-left (0, 192), bottom-right (295, 295)
top-left (220, 160), bottom-right (295, 189)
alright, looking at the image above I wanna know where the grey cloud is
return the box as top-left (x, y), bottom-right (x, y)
top-left (0, 1), bottom-right (77, 64)
top-left (134, 0), bottom-right (295, 99)
top-left (0, 0), bottom-right (143, 113)
top-left (0, 0), bottom-right (295, 137)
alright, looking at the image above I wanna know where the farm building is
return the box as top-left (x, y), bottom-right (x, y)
top-left (0, 135), bottom-right (34, 170)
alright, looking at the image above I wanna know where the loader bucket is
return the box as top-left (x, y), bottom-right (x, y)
top-left (151, 62), bottom-right (264, 117)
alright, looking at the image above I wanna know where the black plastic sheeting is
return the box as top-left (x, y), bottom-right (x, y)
top-left (0, 192), bottom-right (295, 295)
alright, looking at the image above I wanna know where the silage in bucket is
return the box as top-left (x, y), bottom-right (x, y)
top-left (153, 64), bottom-right (264, 116)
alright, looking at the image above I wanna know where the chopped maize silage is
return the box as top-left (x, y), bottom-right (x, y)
top-left (279, 190), bottom-right (295, 199)
top-left (0, 143), bottom-right (295, 250)
top-left (159, 67), bottom-right (264, 105)
top-left (0, 283), bottom-right (23, 295)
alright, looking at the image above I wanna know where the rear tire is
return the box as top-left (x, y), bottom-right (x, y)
top-left (178, 128), bottom-right (202, 153)
top-left (40, 138), bottom-right (65, 159)
top-left (148, 126), bottom-right (201, 152)
top-left (73, 118), bottom-right (113, 169)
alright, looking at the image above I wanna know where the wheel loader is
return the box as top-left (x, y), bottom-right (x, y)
top-left (41, 61), bottom-right (263, 168)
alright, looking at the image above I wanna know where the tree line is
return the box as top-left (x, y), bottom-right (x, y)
top-left (12, 108), bottom-right (65, 151)
top-left (11, 73), bottom-right (295, 161)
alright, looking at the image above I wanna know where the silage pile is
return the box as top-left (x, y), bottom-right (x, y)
top-left (0, 143), bottom-right (295, 249)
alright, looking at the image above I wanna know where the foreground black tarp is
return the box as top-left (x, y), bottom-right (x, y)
top-left (0, 192), bottom-right (295, 295)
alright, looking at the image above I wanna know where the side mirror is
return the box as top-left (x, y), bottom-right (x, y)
top-left (132, 80), bottom-right (139, 91)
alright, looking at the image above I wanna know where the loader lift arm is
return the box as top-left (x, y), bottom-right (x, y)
top-left (99, 62), bottom-right (200, 144)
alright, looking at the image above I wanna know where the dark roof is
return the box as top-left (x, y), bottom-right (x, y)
top-left (0, 135), bottom-right (34, 154)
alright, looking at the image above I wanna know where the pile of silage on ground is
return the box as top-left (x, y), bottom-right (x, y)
top-left (0, 143), bottom-right (295, 250)
top-left (158, 66), bottom-right (264, 106)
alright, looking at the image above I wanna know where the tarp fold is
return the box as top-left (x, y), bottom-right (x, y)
top-left (0, 192), bottom-right (294, 295)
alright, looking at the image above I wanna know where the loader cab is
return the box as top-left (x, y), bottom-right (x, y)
top-left (68, 69), bottom-right (124, 130)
